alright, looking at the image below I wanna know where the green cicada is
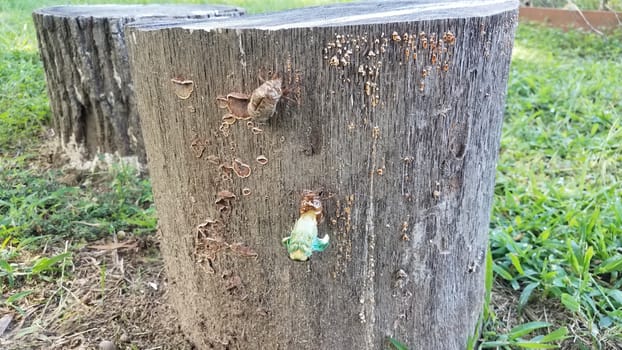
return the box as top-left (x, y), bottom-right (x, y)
top-left (282, 191), bottom-right (329, 261)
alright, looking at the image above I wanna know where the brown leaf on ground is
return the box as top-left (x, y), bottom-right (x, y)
top-left (88, 241), bottom-right (137, 251)
top-left (0, 314), bottom-right (13, 336)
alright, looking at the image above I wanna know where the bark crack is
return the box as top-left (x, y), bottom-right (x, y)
top-left (236, 29), bottom-right (247, 72)
top-left (361, 126), bottom-right (379, 348)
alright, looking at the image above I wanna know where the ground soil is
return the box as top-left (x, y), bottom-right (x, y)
top-left (0, 234), bottom-right (193, 350)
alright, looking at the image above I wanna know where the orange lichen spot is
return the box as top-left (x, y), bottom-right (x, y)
top-left (443, 31), bottom-right (456, 45)
top-left (364, 81), bottom-right (376, 96)
top-left (171, 78), bottom-right (194, 99)
top-left (190, 138), bottom-right (206, 158)
top-left (206, 155), bottom-right (220, 165)
top-left (401, 221), bottom-right (409, 231)
top-left (371, 95), bottom-right (380, 107)
top-left (219, 162), bottom-right (234, 174)
top-left (222, 113), bottom-right (237, 125)
top-left (216, 190), bottom-right (236, 201)
top-left (217, 92), bottom-right (251, 119)
top-left (256, 155), bottom-right (268, 165)
top-left (430, 33), bottom-right (437, 51)
top-left (232, 158), bottom-right (251, 178)
top-left (372, 126), bottom-right (380, 139)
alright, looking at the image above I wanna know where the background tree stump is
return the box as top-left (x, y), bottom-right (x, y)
top-left (127, 0), bottom-right (518, 348)
top-left (33, 5), bottom-right (244, 169)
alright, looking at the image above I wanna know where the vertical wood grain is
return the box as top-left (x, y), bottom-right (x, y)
top-left (128, 2), bottom-right (518, 348)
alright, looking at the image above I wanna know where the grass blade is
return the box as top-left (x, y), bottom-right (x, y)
top-left (596, 255), bottom-right (622, 274)
top-left (31, 252), bottom-right (70, 274)
top-left (561, 293), bottom-right (580, 312)
top-left (518, 282), bottom-right (539, 312)
top-left (539, 326), bottom-right (568, 342)
top-left (387, 337), bottom-right (409, 350)
top-left (6, 290), bottom-right (32, 304)
top-left (509, 321), bottom-right (551, 340)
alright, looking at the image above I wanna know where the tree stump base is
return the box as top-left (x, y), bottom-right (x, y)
top-left (127, 1), bottom-right (518, 348)
top-left (33, 5), bottom-right (244, 169)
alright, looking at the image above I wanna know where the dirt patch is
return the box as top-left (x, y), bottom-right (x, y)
top-left (0, 235), bottom-right (192, 350)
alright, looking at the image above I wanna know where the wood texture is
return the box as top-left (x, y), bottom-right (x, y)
top-left (33, 5), bottom-right (244, 168)
top-left (127, 1), bottom-right (518, 348)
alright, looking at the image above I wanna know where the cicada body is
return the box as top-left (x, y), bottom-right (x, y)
top-left (282, 190), bottom-right (329, 261)
top-left (282, 211), bottom-right (329, 261)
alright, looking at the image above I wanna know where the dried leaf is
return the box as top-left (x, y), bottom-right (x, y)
top-left (0, 314), bottom-right (13, 336)
top-left (88, 241), bottom-right (137, 251)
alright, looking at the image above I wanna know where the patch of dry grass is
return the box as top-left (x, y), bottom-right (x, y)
top-left (1, 236), bottom-right (191, 350)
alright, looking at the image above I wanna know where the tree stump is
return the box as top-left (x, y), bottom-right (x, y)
top-left (33, 5), bottom-right (244, 169)
top-left (127, 1), bottom-right (518, 348)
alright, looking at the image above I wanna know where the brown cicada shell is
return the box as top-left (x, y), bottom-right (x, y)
top-left (216, 74), bottom-right (290, 126)
top-left (247, 78), bottom-right (283, 123)
top-left (299, 190), bottom-right (323, 223)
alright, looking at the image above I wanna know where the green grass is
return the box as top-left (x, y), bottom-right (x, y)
top-left (0, 161), bottom-right (156, 241)
top-left (0, 11), bottom-right (49, 153)
top-left (1, 1), bottom-right (621, 349)
top-left (486, 25), bottom-right (622, 348)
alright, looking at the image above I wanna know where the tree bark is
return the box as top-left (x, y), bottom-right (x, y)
top-left (33, 5), bottom-right (244, 169)
top-left (127, 1), bottom-right (518, 348)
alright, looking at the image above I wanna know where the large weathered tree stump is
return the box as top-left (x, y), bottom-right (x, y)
top-left (127, 1), bottom-right (518, 348)
top-left (33, 5), bottom-right (244, 168)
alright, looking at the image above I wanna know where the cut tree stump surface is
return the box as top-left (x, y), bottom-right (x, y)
top-left (33, 5), bottom-right (245, 169)
top-left (127, 0), bottom-right (518, 349)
